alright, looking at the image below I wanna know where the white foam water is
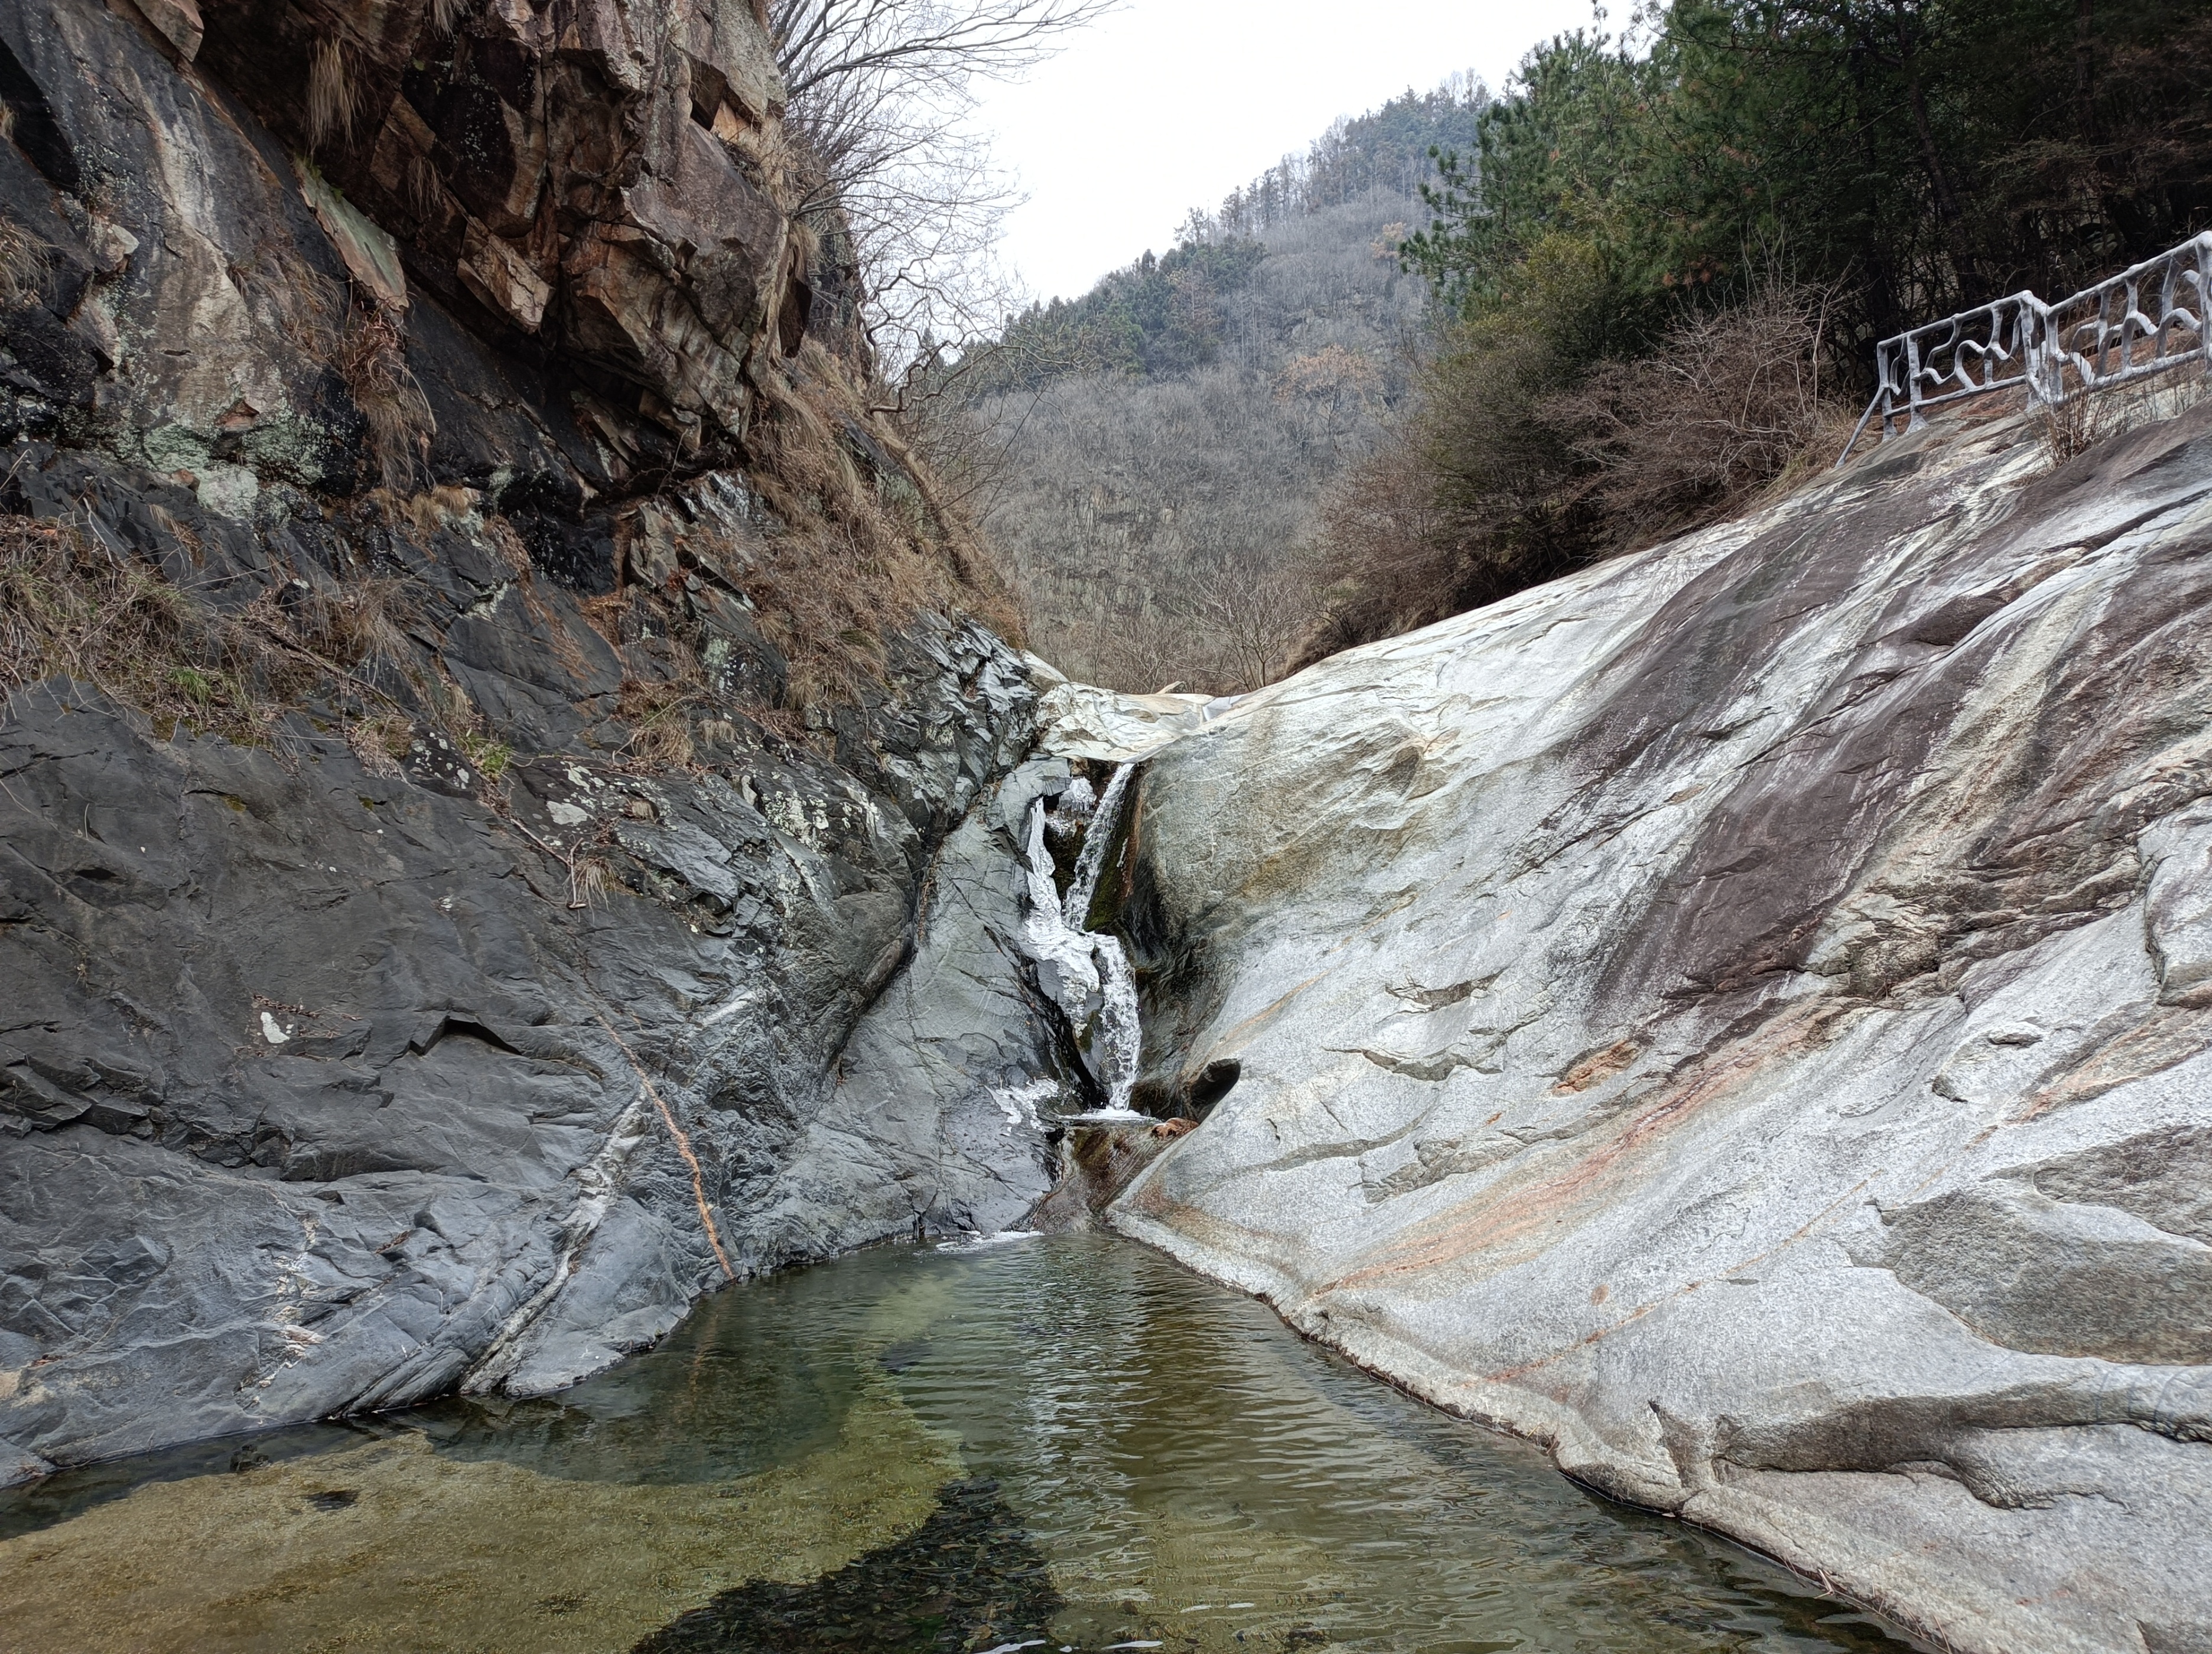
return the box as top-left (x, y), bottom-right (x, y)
top-left (1015, 767), bottom-right (1145, 1114)
top-left (1089, 932), bottom-right (1143, 1112)
top-left (933, 1230), bottom-right (1044, 1253)
top-left (1061, 761), bottom-right (1134, 930)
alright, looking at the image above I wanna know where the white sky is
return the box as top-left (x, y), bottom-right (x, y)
top-left (971, 0), bottom-right (1606, 304)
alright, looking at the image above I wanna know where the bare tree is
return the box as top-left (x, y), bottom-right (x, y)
top-left (1190, 549), bottom-right (1319, 695)
top-left (769, 0), bottom-right (1118, 368)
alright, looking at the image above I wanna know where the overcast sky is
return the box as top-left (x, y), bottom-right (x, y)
top-left (968, 0), bottom-right (1605, 304)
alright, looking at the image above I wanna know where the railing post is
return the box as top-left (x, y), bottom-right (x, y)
top-left (2199, 233), bottom-right (2212, 372)
top-left (2024, 294), bottom-right (2056, 406)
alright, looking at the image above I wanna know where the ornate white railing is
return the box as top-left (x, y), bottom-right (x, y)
top-left (1839, 230), bottom-right (2212, 463)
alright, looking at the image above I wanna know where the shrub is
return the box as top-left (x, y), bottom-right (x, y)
top-left (1299, 274), bottom-right (1850, 666)
top-left (1543, 279), bottom-right (1846, 550)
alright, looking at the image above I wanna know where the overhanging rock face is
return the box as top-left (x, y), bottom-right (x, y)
top-left (1110, 405), bottom-right (2212, 1653)
top-left (0, 0), bottom-right (840, 508)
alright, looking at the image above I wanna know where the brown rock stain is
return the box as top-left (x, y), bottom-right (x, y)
top-left (1323, 1004), bottom-right (1830, 1295)
top-left (1551, 1038), bottom-right (1640, 1095)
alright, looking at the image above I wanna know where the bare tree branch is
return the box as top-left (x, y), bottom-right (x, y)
top-left (767, 0), bottom-right (1118, 369)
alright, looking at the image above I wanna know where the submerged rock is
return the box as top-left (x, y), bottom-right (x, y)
top-left (0, 1379), bottom-right (963, 1652)
top-left (633, 1477), bottom-right (1062, 1653)
top-left (1109, 403), bottom-right (2212, 1652)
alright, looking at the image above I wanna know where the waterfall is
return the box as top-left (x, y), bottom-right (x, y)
top-left (1019, 771), bottom-right (1144, 1116)
top-left (1062, 761), bottom-right (1134, 929)
top-left (1088, 932), bottom-right (1142, 1113)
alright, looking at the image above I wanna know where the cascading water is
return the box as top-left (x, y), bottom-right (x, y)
top-left (1022, 764), bottom-right (1143, 1115)
top-left (1062, 761), bottom-right (1134, 930)
top-left (1085, 935), bottom-right (1142, 1113)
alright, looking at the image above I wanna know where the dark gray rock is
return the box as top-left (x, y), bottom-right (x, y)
top-left (0, 0), bottom-right (1092, 1491)
top-left (1, 606), bottom-right (1069, 1477)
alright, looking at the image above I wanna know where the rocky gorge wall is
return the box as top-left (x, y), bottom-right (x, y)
top-left (1105, 400), bottom-right (2212, 1653)
top-left (0, 0), bottom-right (1091, 1484)
top-left (5, 4), bottom-right (2210, 1643)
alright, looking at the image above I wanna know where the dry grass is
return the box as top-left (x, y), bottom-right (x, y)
top-left (344, 710), bottom-right (410, 776)
top-left (614, 676), bottom-right (704, 772)
top-left (2035, 362), bottom-right (2208, 468)
top-left (1, 518), bottom-right (335, 744)
top-left (305, 39), bottom-right (362, 149)
top-left (226, 236), bottom-right (344, 357)
top-left (1754, 401), bottom-right (1864, 505)
top-left (0, 217), bottom-right (49, 307)
top-left (339, 304), bottom-right (434, 490)
top-left (0, 517), bottom-right (478, 782)
top-left (385, 483), bottom-right (480, 539)
top-left (739, 353), bottom-right (1019, 708)
top-left (568, 851), bottom-right (613, 910)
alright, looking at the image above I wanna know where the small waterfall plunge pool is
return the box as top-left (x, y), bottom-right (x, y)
top-left (0, 1233), bottom-right (1921, 1653)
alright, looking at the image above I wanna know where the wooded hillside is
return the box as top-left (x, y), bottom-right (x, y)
top-left (952, 84), bottom-right (1484, 692)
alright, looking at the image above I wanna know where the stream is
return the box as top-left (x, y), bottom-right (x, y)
top-left (0, 1233), bottom-right (1920, 1653)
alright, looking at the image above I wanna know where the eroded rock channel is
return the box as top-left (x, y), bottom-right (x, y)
top-left (0, 0), bottom-right (2206, 1644)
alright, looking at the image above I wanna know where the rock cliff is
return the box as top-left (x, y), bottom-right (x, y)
top-left (0, 0), bottom-right (1082, 1483)
top-left (1108, 401), bottom-right (2212, 1653)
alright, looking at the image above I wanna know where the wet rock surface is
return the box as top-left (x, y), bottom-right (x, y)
top-left (1108, 405), bottom-right (2212, 1653)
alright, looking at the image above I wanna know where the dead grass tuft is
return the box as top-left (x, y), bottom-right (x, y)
top-left (568, 852), bottom-right (613, 910)
top-left (385, 483), bottom-right (480, 540)
top-left (344, 709), bottom-right (410, 776)
top-left (614, 676), bottom-right (704, 772)
top-left (2035, 362), bottom-right (2211, 467)
top-left (577, 592), bottom-right (629, 650)
top-left (226, 236), bottom-right (344, 357)
top-left (305, 39), bottom-right (362, 149)
top-left (338, 302), bottom-right (435, 490)
top-left (0, 217), bottom-right (50, 307)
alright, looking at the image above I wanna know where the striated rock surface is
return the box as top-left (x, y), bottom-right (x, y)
top-left (0, 611), bottom-right (1080, 1477)
top-left (0, 0), bottom-right (1079, 1483)
top-left (1109, 403), bottom-right (2212, 1652)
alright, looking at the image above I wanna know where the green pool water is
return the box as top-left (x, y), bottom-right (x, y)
top-left (0, 1233), bottom-right (1921, 1653)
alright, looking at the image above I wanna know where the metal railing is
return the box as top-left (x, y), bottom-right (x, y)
top-left (1839, 230), bottom-right (2212, 463)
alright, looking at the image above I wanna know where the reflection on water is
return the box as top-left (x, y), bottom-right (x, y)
top-left (0, 1235), bottom-right (1923, 1653)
